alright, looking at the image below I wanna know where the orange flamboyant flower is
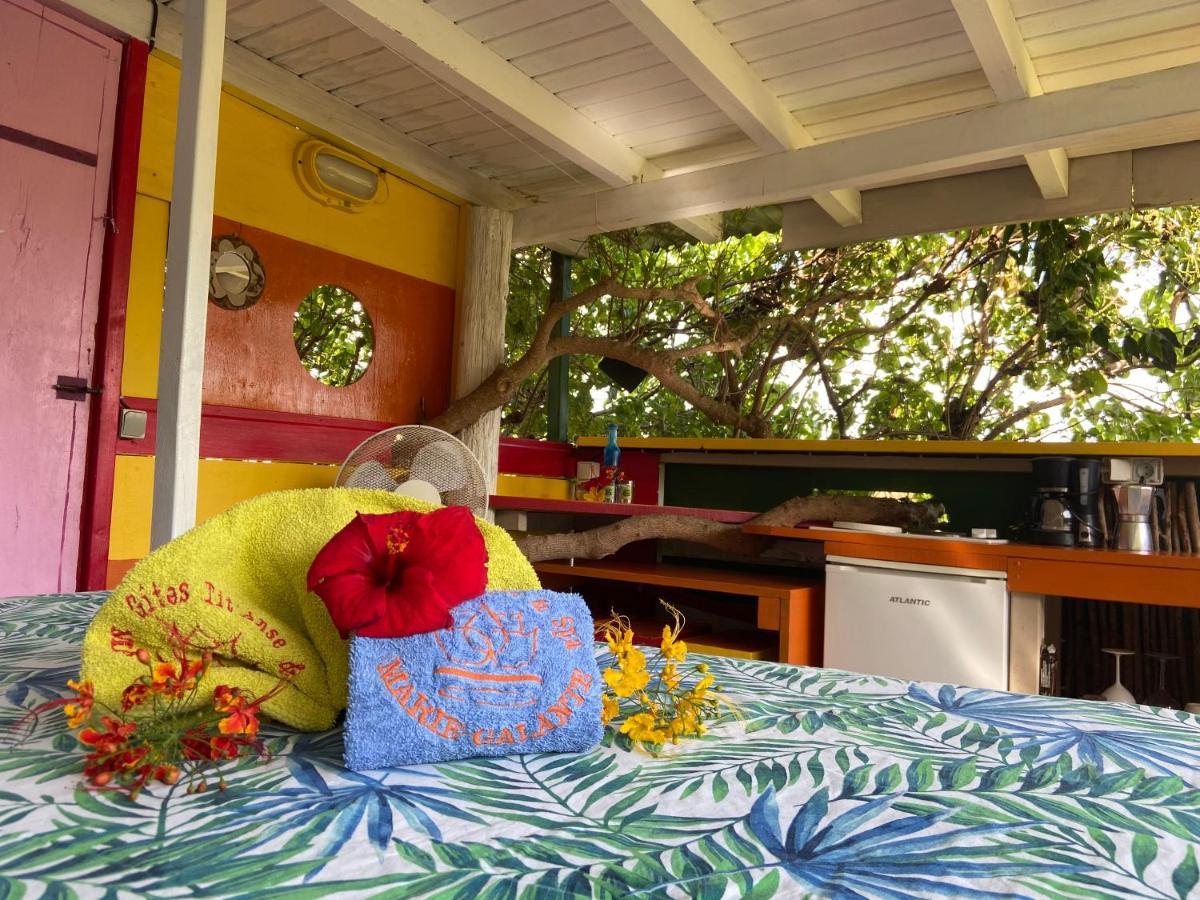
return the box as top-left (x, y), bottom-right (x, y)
top-left (307, 507), bottom-right (488, 639)
top-left (64, 679), bottom-right (94, 727)
top-left (121, 682), bottom-right (151, 711)
top-left (213, 685), bottom-right (260, 736)
top-left (78, 716), bottom-right (137, 755)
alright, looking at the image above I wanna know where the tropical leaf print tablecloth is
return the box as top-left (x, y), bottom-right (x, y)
top-left (3, 593), bottom-right (1200, 898)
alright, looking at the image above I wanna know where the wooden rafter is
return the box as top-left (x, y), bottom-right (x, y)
top-left (952, 0), bottom-right (1070, 199)
top-left (511, 61), bottom-right (1200, 245)
top-left (318, 0), bottom-right (721, 243)
top-left (610, 0), bottom-right (861, 227)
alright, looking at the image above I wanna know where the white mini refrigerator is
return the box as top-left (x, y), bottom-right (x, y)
top-left (823, 556), bottom-right (1009, 690)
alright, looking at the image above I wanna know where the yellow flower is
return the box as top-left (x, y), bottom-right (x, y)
top-left (660, 662), bottom-right (681, 691)
top-left (604, 625), bottom-right (634, 657)
top-left (688, 673), bottom-right (715, 701)
top-left (603, 663), bottom-right (650, 698)
top-left (660, 624), bottom-right (688, 662)
top-left (601, 694), bottom-right (620, 724)
top-left (621, 711), bottom-right (668, 744)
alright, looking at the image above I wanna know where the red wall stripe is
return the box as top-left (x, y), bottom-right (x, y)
top-left (117, 397), bottom-right (396, 466)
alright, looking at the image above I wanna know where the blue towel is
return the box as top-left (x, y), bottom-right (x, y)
top-left (344, 590), bottom-right (603, 770)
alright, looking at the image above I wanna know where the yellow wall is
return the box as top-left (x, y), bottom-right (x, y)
top-left (110, 457), bottom-right (339, 561)
top-left (108, 54), bottom-right (467, 582)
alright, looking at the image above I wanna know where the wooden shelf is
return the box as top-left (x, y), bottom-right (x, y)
top-left (745, 525), bottom-right (1200, 608)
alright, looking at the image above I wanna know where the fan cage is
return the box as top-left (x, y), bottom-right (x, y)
top-left (335, 426), bottom-right (488, 517)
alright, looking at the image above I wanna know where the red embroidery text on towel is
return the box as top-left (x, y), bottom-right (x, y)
top-left (377, 657), bottom-right (465, 740)
top-left (471, 668), bottom-right (594, 747)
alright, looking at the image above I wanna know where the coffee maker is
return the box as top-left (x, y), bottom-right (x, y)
top-left (1103, 458), bottom-right (1164, 552)
top-left (1030, 457), bottom-right (1074, 546)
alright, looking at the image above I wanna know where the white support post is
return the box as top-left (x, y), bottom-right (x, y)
top-left (150, 0), bottom-right (226, 548)
top-left (453, 207), bottom-right (513, 506)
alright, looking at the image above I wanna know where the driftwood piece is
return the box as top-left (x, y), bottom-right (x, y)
top-left (515, 494), bottom-right (945, 563)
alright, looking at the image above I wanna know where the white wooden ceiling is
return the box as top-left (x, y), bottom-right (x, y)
top-left (157, 0), bottom-right (1200, 243)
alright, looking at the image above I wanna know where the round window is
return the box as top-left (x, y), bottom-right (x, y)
top-left (292, 285), bottom-right (375, 387)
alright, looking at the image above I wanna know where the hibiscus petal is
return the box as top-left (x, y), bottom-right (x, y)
top-left (309, 571), bottom-right (389, 639)
top-left (307, 514), bottom-right (380, 591)
top-left (361, 570), bottom-right (455, 639)
top-left (406, 507), bottom-right (488, 604)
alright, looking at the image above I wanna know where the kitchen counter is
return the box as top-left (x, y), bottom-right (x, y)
top-left (744, 524), bottom-right (1200, 608)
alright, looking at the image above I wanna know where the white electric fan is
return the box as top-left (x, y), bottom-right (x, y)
top-left (335, 425), bottom-right (488, 517)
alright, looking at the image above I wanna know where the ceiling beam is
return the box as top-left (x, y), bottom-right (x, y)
top-left (510, 60), bottom-right (1200, 245)
top-left (319, 0), bottom-right (721, 241)
top-left (952, 0), bottom-right (1069, 199)
top-left (782, 151), bottom-right (1133, 250)
top-left (610, 0), bottom-right (862, 227)
top-left (54, 0), bottom-right (520, 209)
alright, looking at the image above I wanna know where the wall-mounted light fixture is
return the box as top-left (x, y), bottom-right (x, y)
top-left (295, 140), bottom-right (386, 212)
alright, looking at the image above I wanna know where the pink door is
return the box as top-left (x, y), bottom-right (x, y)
top-left (0, 0), bottom-right (121, 594)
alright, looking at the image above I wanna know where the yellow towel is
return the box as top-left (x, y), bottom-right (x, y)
top-left (80, 489), bottom-right (539, 731)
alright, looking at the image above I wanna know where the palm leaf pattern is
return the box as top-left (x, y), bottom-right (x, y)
top-left (1, 593), bottom-right (1199, 898)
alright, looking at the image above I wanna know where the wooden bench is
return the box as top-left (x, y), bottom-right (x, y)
top-left (533, 559), bottom-right (824, 666)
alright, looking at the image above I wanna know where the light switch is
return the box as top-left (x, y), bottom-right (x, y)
top-left (119, 408), bottom-right (148, 440)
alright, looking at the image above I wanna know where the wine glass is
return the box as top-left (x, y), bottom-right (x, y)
top-left (1144, 652), bottom-right (1181, 709)
top-left (1101, 648), bottom-right (1136, 703)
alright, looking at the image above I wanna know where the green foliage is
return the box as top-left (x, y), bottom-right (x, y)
top-left (292, 284), bottom-right (374, 387)
top-left (504, 210), bottom-right (1200, 441)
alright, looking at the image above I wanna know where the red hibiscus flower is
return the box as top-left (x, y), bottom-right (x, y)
top-left (307, 506), bottom-right (488, 639)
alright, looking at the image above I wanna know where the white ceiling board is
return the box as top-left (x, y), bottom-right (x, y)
top-left (1036, 27), bottom-right (1200, 92)
top-left (801, 82), bottom-right (997, 142)
top-left (1017, 0), bottom-right (1195, 39)
top-left (649, 137), bottom-right (761, 175)
top-left (237, 7), bottom-right (348, 59)
top-left (385, 98), bottom-right (481, 132)
top-left (695, 0), bottom-right (797, 25)
top-left (331, 65), bottom-right (434, 106)
top-left (271, 27), bottom-right (382, 75)
top-left (779, 53), bottom-right (982, 110)
top-left (577, 78), bottom-right (702, 124)
top-left (299, 47), bottom-right (406, 91)
top-left (455, 0), bottom-right (600, 44)
top-left (537, 44), bottom-right (663, 95)
top-left (485, 4), bottom-right (628, 62)
top-left (794, 70), bottom-right (992, 126)
top-left (510, 23), bottom-right (650, 79)
top-left (632, 123), bottom-right (745, 159)
top-left (408, 110), bottom-right (498, 145)
top-left (705, 0), bottom-right (885, 43)
top-left (729, 0), bottom-right (954, 62)
top-left (749, 9), bottom-right (966, 81)
top-left (226, 0), bottom-right (320, 42)
top-left (618, 110), bottom-right (733, 149)
top-left (767, 34), bottom-right (974, 97)
top-left (427, 0), bottom-right (503, 21)
top-left (603, 97), bottom-right (723, 138)
top-left (358, 82), bottom-right (463, 121)
top-left (1024, 3), bottom-right (1200, 57)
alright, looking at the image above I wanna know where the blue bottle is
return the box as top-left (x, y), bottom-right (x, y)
top-left (603, 423), bottom-right (620, 471)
